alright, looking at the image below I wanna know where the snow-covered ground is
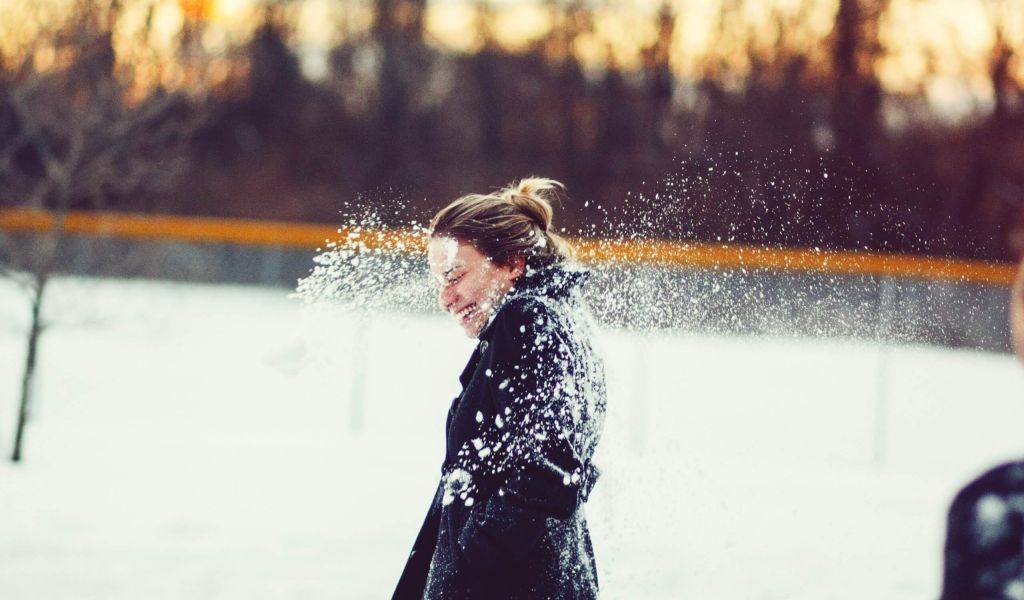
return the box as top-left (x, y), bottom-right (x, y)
top-left (1, 276), bottom-right (1022, 599)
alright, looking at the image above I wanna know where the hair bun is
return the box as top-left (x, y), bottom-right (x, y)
top-left (431, 176), bottom-right (574, 267)
top-left (503, 177), bottom-right (563, 232)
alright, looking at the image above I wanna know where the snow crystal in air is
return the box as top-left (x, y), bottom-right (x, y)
top-left (441, 237), bottom-right (459, 271)
top-left (1004, 581), bottom-right (1024, 600)
top-left (292, 193), bottom-right (434, 316)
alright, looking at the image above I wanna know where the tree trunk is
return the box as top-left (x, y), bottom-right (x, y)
top-left (11, 278), bottom-right (46, 463)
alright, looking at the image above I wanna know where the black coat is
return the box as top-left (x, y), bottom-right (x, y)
top-left (393, 264), bottom-right (607, 600)
top-left (941, 460), bottom-right (1024, 599)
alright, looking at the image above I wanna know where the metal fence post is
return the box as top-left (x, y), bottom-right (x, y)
top-left (631, 337), bottom-right (649, 453)
top-left (349, 315), bottom-right (369, 434)
top-left (872, 276), bottom-right (894, 468)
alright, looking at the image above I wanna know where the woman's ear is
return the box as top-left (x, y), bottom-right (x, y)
top-left (510, 256), bottom-right (526, 279)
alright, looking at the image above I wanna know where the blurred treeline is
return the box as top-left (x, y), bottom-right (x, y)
top-left (3, 0), bottom-right (1024, 260)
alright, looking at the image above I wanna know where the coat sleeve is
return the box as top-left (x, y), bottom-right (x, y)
top-left (940, 463), bottom-right (1024, 599)
top-left (454, 299), bottom-right (592, 574)
top-left (392, 483), bottom-right (443, 600)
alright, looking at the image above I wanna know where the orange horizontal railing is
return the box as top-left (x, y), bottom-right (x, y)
top-left (0, 208), bottom-right (341, 248)
top-left (572, 238), bottom-right (1017, 286)
top-left (0, 208), bottom-right (1016, 286)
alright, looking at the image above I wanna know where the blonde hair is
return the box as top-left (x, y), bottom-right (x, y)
top-left (430, 177), bottom-right (575, 268)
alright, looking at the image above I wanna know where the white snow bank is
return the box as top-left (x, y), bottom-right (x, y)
top-left (0, 276), bottom-right (1021, 599)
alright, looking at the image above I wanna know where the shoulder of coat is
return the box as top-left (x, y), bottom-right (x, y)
top-left (949, 461), bottom-right (1024, 515)
top-left (497, 295), bottom-right (557, 328)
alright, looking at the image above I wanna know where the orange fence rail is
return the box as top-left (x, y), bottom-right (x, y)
top-left (0, 208), bottom-right (1016, 286)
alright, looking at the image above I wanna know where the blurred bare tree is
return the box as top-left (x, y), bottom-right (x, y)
top-left (955, 0), bottom-right (1024, 256)
top-left (830, 0), bottom-right (887, 165)
top-left (7, 0), bottom-right (1017, 260)
top-left (0, 0), bottom-right (202, 462)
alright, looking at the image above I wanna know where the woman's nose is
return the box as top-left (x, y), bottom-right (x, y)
top-left (439, 286), bottom-right (457, 311)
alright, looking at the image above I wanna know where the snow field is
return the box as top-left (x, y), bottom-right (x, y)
top-left (1, 276), bottom-right (1022, 599)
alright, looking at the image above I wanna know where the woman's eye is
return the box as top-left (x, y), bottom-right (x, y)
top-left (448, 274), bottom-right (464, 285)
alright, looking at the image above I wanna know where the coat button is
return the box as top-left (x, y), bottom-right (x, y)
top-left (479, 341), bottom-right (489, 352)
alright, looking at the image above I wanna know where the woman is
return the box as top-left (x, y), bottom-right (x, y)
top-left (940, 259), bottom-right (1024, 599)
top-left (393, 178), bottom-right (607, 599)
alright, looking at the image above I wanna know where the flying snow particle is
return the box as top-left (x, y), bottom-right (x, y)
top-left (975, 494), bottom-right (1010, 548)
top-left (442, 237), bottom-right (459, 271)
top-left (1004, 581), bottom-right (1024, 600)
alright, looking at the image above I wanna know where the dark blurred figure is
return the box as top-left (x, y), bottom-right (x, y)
top-left (940, 260), bottom-right (1024, 599)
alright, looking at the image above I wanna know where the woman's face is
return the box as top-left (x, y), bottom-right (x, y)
top-left (428, 237), bottom-right (523, 337)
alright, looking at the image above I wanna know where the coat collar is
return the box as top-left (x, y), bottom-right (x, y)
top-left (474, 262), bottom-right (590, 343)
top-left (459, 346), bottom-right (482, 388)
top-left (508, 262), bottom-right (590, 302)
top-left (457, 263), bottom-right (587, 389)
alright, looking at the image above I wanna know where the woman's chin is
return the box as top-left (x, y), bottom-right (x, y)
top-left (458, 317), bottom-right (486, 338)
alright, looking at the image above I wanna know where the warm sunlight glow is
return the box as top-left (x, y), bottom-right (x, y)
top-left (209, 0), bottom-right (250, 23)
top-left (2, 0), bottom-right (1021, 117)
top-left (489, 4), bottom-right (549, 52)
top-left (426, 3), bottom-right (481, 53)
